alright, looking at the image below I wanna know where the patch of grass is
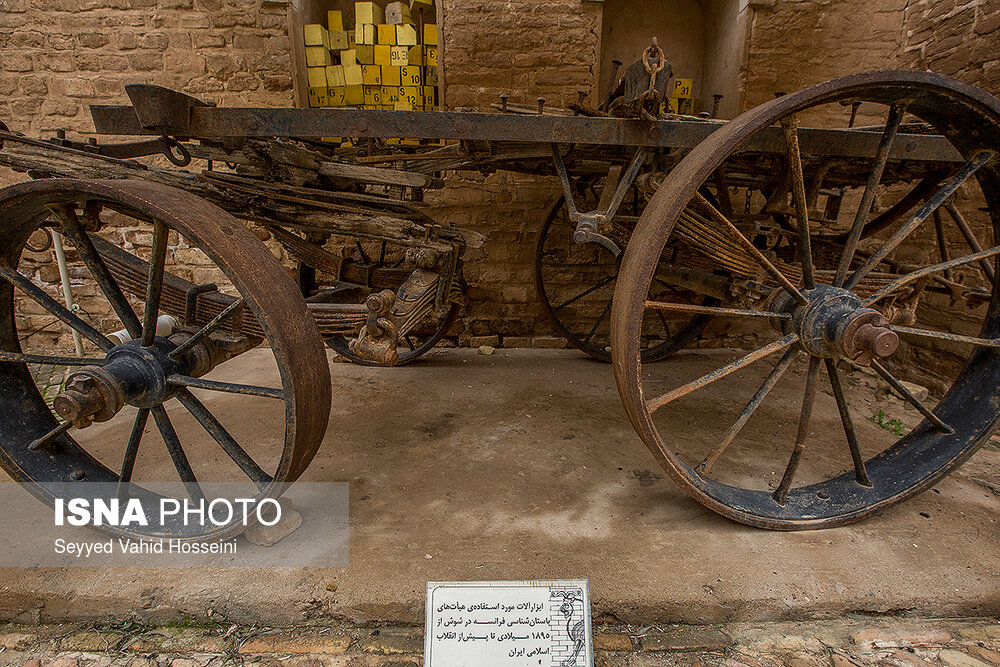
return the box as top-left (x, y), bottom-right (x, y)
top-left (868, 409), bottom-right (905, 437)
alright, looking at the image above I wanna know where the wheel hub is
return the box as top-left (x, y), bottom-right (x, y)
top-left (53, 339), bottom-right (186, 428)
top-left (774, 285), bottom-right (899, 364)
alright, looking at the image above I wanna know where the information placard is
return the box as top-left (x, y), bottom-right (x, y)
top-left (425, 580), bottom-right (592, 667)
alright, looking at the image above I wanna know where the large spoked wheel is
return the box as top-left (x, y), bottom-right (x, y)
top-left (535, 191), bottom-right (714, 363)
top-left (612, 71), bottom-right (1000, 529)
top-left (0, 179), bottom-right (330, 539)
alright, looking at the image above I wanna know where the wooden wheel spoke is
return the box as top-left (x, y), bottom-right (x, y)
top-left (50, 204), bottom-right (143, 339)
top-left (647, 333), bottom-right (798, 413)
top-left (150, 405), bottom-right (204, 501)
top-left (847, 151), bottom-right (995, 290)
top-left (892, 325), bottom-right (1000, 349)
top-left (865, 244), bottom-right (1000, 305)
top-left (772, 356), bottom-right (821, 505)
top-left (870, 360), bottom-right (953, 433)
top-left (698, 347), bottom-right (798, 475)
top-left (693, 193), bottom-right (807, 305)
top-left (932, 210), bottom-right (954, 281)
top-left (835, 102), bottom-right (909, 287)
top-left (780, 115), bottom-right (816, 288)
top-left (553, 274), bottom-right (616, 313)
top-left (167, 374), bottom-right (284, 400)
top-left (142, 221), bottom-right (169, 347)
top-left (0, 262), bottom-right (114, 351)
top-left (0, 350), bottom-right (104, 366)
top-left (118, 408), bottom-right (149, 485)
top-left (944, 200), bottom-right (996, 283)
top-left (645, 301), bottom-right (791, 320)
top-left (169, 297), bottom-right (246, 359)
top-left (176, 389), bottom-right (272, 488)
top-left (404, 334), bottom-right (416, 351)
top-left (824, 359), bottom-right (871, 486)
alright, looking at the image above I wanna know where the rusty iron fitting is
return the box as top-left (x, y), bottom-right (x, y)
top-left (53, 367), bottom-right (125, 429)
top-left (841, 312), bottom-right (899, 363)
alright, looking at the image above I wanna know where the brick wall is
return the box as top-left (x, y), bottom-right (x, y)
top-left (430, 0), bottom-right (602, 345)
top-left (0, 0), bottom-right (295, 186)
top-left (3, 0), bottom-right (997, 354)
top-left (742, 0), bottom-right (907, 111)
top-left (900, 0), bottom-right (999, 94)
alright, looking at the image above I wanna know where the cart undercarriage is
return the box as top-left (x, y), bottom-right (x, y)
top-left (1, 70), bottom-right (998, 531)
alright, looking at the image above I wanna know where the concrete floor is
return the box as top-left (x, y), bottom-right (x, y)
top-left (1, 348), bottom-right (999, 626)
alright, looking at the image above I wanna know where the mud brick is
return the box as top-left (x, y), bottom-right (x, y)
top-left (423, 23), bottom-right (437, 46)
top-left (325, 64), bottom-right (346, 87)
top-left (329, 30), bottom-right (349, 50)
top-left (327, 9), bottom-right (343, 31)
top-left (398, 85), bottom-right (420, 107)
top-left (374, 44), bottom-right (392, 65)
top-left (380, 86), bottom-right (401, 103)
top-left (362, 64), bottom-right (381, 85)
top-left (381, 65), bottom-right (401, 86)
top-left (356, 22), bottom-right (376, 45)
top-left (425, 46), bottom-right (437, 66)
top-left (343, 63), bottom-right (364, 86)
top-left (354, 1), bottom-right (383, 25)
top-left (307, 86), bottom-right (328, 107)
top-left (342, 84), bottom-right (364, 105)
top-left (394, 99), bottom-right (413, 110)
top-left (677, 97), bottom-right (695, 114)
top-left (341, 48), bottom-right (358, 64)
top-left (400, 65), bottom-right (421, 85)
top-left (355, 44), bottom-right (375, 64)
top-left (303, 24), bottom-right (329, 48)
top-left (672, 78), bottom-right (693, 99)
top-left (385, 1), bottom-right (411, 24)
top-left (377, 24), bottom-right (396, 44)
top-left (390, 45), bottom-right (409, 66)
top-left (407, 44), bottom-right (423, 65)
top-left (305, 45), bottom-right (333, 67)
top-left (363, 85), bottom-right (383, 105)
top-left (424, 65), bottom-right (438, 86)
top-left (306, 65), bottom-right (327, 88)
top-left (396, 23), bottom-right (418, 46)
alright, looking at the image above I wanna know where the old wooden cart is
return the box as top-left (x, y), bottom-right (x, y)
top-left (1, 69), bottom-right (998, 534)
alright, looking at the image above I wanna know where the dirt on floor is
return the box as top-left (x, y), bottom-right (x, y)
top-left (1, 349), bottom-right (999, 630)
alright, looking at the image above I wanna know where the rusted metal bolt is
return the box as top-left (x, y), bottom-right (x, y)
top-left (711, 94), bottom-right (723, 118)
top-left (53, 376), bottom-right (101, 424)
top-left (855, 323), bottom-right (899, 359)
top-left (537, 97), bottom-right (546, 115)
top-left (499, 94), bottom-right (508, 112)
top-left (365, 290), bottom-right (395, 315)
top-left (69, 470), bottom-right (86, 481)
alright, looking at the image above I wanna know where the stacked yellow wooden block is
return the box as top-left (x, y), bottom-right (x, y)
top-left (664, 78), bottom-right (695, 115)
top-left (304, 0), bottom-right (439, 118)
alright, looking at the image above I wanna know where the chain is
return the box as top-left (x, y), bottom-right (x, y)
top-left (638, 39), bottom-right (666, 121)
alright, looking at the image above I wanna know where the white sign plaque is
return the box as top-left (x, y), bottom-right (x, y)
top-left (425, 580), bottom-right (593, 667)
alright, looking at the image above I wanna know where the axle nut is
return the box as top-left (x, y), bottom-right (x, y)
top-left (857, 324), bottom-right (899, 358)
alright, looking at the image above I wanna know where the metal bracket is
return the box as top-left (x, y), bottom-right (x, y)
top-left (185, 283), bottom-right (218, 326)
top-left (46, 132), bottom-right (192, 166)
top-left (125, 84), bottom-right (214, 135)
top-left (550, 143), bottom-right (649, 257)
